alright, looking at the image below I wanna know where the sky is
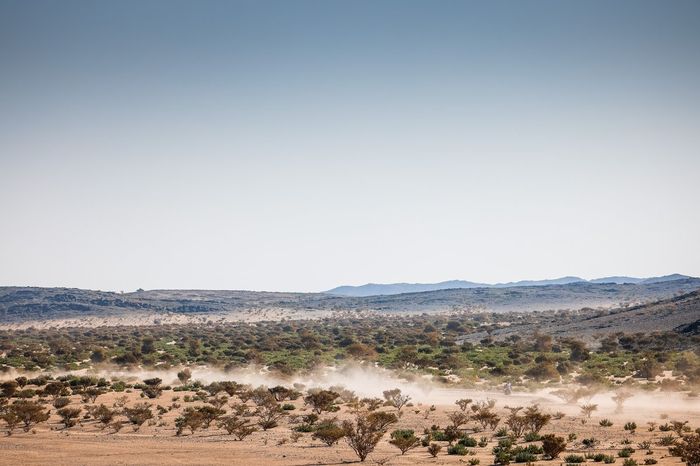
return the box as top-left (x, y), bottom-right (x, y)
top-left (1, 0), bottom-right (699, 292)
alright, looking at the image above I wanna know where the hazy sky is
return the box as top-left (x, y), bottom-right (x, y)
top-left (1, 1), bottom-right (699, 292)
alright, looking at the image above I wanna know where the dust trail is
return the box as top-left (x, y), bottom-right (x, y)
top-left (2, 365), bottom-right (698, 416)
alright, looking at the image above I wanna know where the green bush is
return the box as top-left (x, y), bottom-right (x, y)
top-left (459, 436), bottom-right (478, 447)
top-left (514, 452), bottom-right (536, 463)
top-left (448, 444), bottom-right (469, 456)
top-left (618, 448), bottom-right (635, 458)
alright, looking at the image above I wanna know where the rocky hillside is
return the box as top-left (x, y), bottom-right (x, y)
top-left (1, 278), bottom-right (699, 324)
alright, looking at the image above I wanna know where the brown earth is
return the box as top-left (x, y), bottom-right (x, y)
top-left (0, 388), bottom-right (697, 465)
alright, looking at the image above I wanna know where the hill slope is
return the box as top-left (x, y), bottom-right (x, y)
top-left (459, 288), bottom-right (700, 344)
top-left (1, 278), bottom-right (699, 326)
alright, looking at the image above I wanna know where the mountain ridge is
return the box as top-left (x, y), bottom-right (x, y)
top-left (325, 274), bottom-right (694, 296)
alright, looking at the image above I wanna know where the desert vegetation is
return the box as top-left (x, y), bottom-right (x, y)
top-left (0, 370), bottom-right (699, 464)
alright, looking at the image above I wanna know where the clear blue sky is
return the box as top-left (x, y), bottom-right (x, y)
top-left (1, 0), bottom-right (699, 291)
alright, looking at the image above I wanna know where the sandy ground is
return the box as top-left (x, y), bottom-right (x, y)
top-left (0, 309), bottom-right (337, 330)
top-left (0, 386), bottom-right (697, 466)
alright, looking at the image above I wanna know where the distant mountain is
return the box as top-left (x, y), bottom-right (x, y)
top-left (325, 280), bottom-right (488, 297)
top-left (589, 276), bottom-right (644, 284)
top-left (492, 276), bottom-right (585, 288)
top-left (641, 273), bottom-right (692, 284)
top-left (325, 274), bottom-right (695, 296)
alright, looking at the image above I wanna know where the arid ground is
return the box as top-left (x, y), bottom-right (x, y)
top-left (1, 380), bottom-right (698, 466)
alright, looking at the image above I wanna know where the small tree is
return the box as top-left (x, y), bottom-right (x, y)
top-left (58, 407), bottom-right (82, 428)
top-left (89, 404), bottom-right (115, 428)
top-left (580, 403), bottom-right (598, 419)
top-left (124, 402), bottom-right (153, 431)
top-left (343, 411), bottom-right (398, 462)
top-left (542, 434), bottom-right (567, 459)
top-left (42, 381), bottom-right (66, 399)
top-left (81, 387), bottom-right (104, 404)
top-left (389, 429), bottom-right (421, 455)
top-left (0, 381), bottom-right (18, 398)
top-left (312, 419), bottom-right (345, 446)
top-left (505, 409), bottom-right (528, 437)
top-left (0, 409), bottom-right (21, 435)
top-left (217, 415), bottom-right (256, 440)
top-left (456, 398), bottom-right (473, 412)
top-left (472, 400), bottom-right (500, 429)
top-left (523, 404), bottom-right (551, 433)
top-left (175, 408), bottom-right (205, 436)
top-left (196, 405), bottom-right (225, 428)
top-left (613, 391), bottom-right (633, 414)
top-left (142, 378), bottom-right (162, 399)
top-left (304, 390), bottom-right (339, 414)
top-left (669, 433), bottom-right (700, 466)
top-left (177, 368), bottom-right (192, 385)
top-left (383, 388), bottom-right (411, 411)
top-left (7, 400), bottom-right (50, 432)
top-left (269, 386), bottom-right (294, 402)
top-left (255, 399), bottom-right (286, 430)
top-left (448, 411), bottom-right (470, 429)
top-left (428, 442), bottom-right (442, 457)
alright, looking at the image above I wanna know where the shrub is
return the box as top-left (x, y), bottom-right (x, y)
top-left (428, 443), bottom-right (442, 457)
top-left (600, 419), bottom-right (613, 427)
top-left (580, 404), bottom-right (598, 418)
top-left (622, 460), bottom-right (637, 466)
top-left (389, 429), bottom-right (421, 455)
top-left (342, 411), bottom-right (397, 462)
top-left (496, 427), bottom-right (509, 437)
top-left (459, 436), bottom-right (478, 447)
top-left (523, 404), bottom-right (552, 433)
top-left (53, 397), bottom-right (71, 409)
top-left (524, 432), bottom-right (541, 442)
top-left (217, 415), bottom-right (256, 440)
top-left (583, 438), bottom-right (600, 449)
top-left (514, 451), bottom-right (536, 463)
top-left (176, 368), bottom-right (192, 384)
top-left (89, 404), bottom-right (115, 428)
top-left (448, 411), bottom-right (471, 429)
top-left (542, 434), bottom-right (567, 459)
top-left (618, 448), bottom-right (635, 458)
top-left (255, 399), bottom-right (286, 430)
top-left (564, 455), bottom-right (586, 463)
top-left (624, 422), bottom-right (637, 433)
top-left (669, 433), bottom-right (700, 466)
top-left (124, 402), bottom-right (153, 431)
top-left (643, 459), bottom-right (657, 465)
top-left (382, 388), bottom-right (411, 411)
top-left (58, 407), bottom-right (82, 428)
top-left (175, 408), bottom-right (205, 435)
top-left (2, 400), bottom-right (50, 433)
top-left (304, 390), bottom-right (339, 414)
top-left (456, 398), bottom-right (473, 411)
top-left (312, 420), bottom-right (345, 446)
top-left (448, 443), bottom-right (469, 456)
